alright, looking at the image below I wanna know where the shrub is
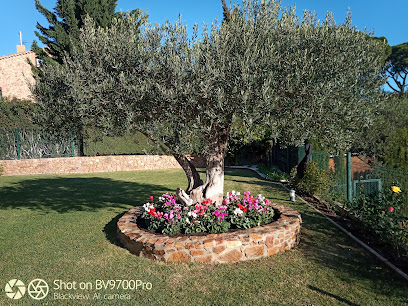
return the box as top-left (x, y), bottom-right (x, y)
top-left (140, 191), bottom-right (275, 235)
top-left (345, 184), bottom-right (408, 248)
top-left (0, 163), bottom-right (3, 176)
top-left (384, 127), bottom-right (408, 171)
top-left (291, 161), bottom-right (333, 196)
top-left (257, 163), bottom-right (289, 181)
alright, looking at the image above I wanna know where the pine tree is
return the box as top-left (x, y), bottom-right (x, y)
top-left (32, 0), bottom-right (117, 65)
top-left (32, 0), bottom-right (118, 156)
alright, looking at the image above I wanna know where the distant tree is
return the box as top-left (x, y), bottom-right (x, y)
top-left (34, 0), bottom-right (386, 204)
top-left (32, 0), bottom-right (118, 66)
top-left (0, 98), bottom-right (39, 129)
top-left (351, 95), bottom-right (408, 161)
top-left (31, 0), bottom-right (122, 155)
top-left (384, 127), bottom-right (408, 171)
top-left (386, 42), bottom-right (408, 97)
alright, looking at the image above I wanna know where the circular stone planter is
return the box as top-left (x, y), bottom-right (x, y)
top-left (117, 203), bottom-right (302, 263)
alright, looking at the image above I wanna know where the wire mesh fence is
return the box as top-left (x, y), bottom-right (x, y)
top-left (0, 129), bottom-right (76, 160)
top-left (313, 152), bottom-right (408, 217)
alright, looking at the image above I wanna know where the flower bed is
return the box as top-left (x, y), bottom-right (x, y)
top-left (140, 191), bottom-right (277, 235)
top-left (117, 196), bottom-right (302, 263)
top-left (345, 184), bottom-right (408, 248)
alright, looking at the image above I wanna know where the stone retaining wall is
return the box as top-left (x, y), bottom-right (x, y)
top-left (0, 154), bottom-right (205, 176)
top-left (117, 204), bottom-right (302, 263)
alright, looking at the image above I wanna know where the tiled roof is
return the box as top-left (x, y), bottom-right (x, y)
top-left (0, 51), bottom-right (34, 61)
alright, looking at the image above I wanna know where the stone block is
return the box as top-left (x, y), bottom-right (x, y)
top-left (213, 245), bottom-right (226, 254)
top-left (226, 241), bottom-right (242, 248)
top-left (218, 249), bottom-right (243, 262)
top-left (244, 245), bottom-right (265, 258)
top-left (167, 251), bottom-right (191, 262)
top-left (190, 249), bottom-right (205, 256)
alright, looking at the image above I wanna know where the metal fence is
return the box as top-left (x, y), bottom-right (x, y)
top-left (313, 152), bottom-right (408, 216)
top-left (0, 129), bottom-right (76, 160)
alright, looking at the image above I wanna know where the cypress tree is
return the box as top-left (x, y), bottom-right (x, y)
top-left (31, 0), bottom-right (118, 156)
top-left (32, 0), bottom-right (117, 65)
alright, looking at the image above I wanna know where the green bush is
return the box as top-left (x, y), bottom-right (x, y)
top-left (345, 184), bottom-right (408, 248)
top-left (257, 163), bottom-right (289, 181)
top-left (0, 163), bottom-right (3, 176)
top-left (292, 161), bottom-right (333, 196)
top-left (83, 129), bottom-right (161, 156)
top-left (384, 127), bottom-right (408, 171)
top-left (0, 98), bottom-right (39, 129)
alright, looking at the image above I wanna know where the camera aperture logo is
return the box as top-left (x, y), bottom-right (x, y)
top-left (27, 279), bottom-right (49, 300)
top-left (5, 279), bottom-right (26, 299)
top-left (5, 279), bottom-right (49, 300)
top-left (5, 278), bottom-right (151, 301)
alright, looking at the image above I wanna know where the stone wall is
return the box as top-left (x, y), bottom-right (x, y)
top-left (0, 154), bottom-right (205, 176)
top-left (0, 50), bottom-right (36, 100)
top-left (117, 204), bottom-right (302, 263)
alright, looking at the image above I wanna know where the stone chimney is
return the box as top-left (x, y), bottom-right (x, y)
top-left (16, 45), bottom-right (26, 53)
top-left (16, 31), bottom-right (26, 53)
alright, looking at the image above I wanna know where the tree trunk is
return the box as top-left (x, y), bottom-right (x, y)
top-left (202, 126), bottom-right (230, 205)
top-left (137, 128), bottom-right (229, 206)
top-left (173, 153), bottom-right (203, 193)
top-left (203, 149), bottom-right (225, 205)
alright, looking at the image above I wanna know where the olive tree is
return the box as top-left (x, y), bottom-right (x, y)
top-left (34, 0), bottom-right (386, 205)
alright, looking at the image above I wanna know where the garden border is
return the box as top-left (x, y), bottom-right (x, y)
top-left (232, 165), bottom-right (408, 281)
top-left (117, 203), bottom-right (302, 263)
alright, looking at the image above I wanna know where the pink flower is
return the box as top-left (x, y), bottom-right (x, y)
top-left (150, 196), bottom-right (154, 202)
top-left (387, 206), bottom-right (394, 213)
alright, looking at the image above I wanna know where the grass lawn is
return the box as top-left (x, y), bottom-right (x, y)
top-left (0, 169), bottom-right (407, 305)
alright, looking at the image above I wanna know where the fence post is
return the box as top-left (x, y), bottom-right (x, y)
top-left (347, 152), bottom-right (352, 202)
top-left (70, 130), bottom-right (75, 157)
top-left (16, 129), bottom-right (21, 160)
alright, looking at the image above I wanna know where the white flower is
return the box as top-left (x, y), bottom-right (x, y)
top-left (186, 218), bottom-right (190, 224)
top-left (159, 196), bottom-right (165, 202)
top-left (187, 211), bottom-right (197, 218)
top-left (143, 203), bottom-right (154, 212)
top-left (234, 208), bottom-right (243, 216)
top-left (232, 190), bottom-right (236, 195)
top-left (236, 191), bottom-right (241, 196)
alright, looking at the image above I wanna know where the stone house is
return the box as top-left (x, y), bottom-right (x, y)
top-left (0, 45), bottom-right (38, 101)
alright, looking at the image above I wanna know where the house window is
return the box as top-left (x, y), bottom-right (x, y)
top-left (36, 58), bottom-right (44, 67)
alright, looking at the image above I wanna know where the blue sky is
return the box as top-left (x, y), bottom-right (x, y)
top-left (0, 0), bottom-right (407, 56)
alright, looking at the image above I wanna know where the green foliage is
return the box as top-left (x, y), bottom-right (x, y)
top-left (141, 192), bottom-right (275, 235)
top-left (0, 163), bottom-right (3, 176)
top-left (345, 185), bottom-right (408, 248)
top-left (0, 98), bottom-right (39, 129)
top-left (83, 129), bottom-right (161, 155)
top-left (352, 95), bottom-right (408, 163)
top-left (312, 151), bottom-right (330, 171)
top-left (384, 127), bottom-right (408, 171)
top-left (33, 0), bottom-right (118, 65)
top-left (35, 0), bottom-right (387, 155)
top-left (293, 161), bottom-right (333, 196)
top-left (225, 133), bottom-right (272, 166)
top-left (386, 42), bottom-right (408, 96)
top-left (2, 170), bottom-right (407, 303)
top-left (257, 163), bottom-right (289, 181)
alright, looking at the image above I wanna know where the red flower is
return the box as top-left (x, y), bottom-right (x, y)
top-left (387, 206), bottom-right (394, 213)
top-left (148, 208), bottom-right (156, 215)
top-left (237, 203), bottom-right (247, 212)
top-left (150, 196), bottom-right (154, 202)
top-left (202, 199), bottom-right (213, 206)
